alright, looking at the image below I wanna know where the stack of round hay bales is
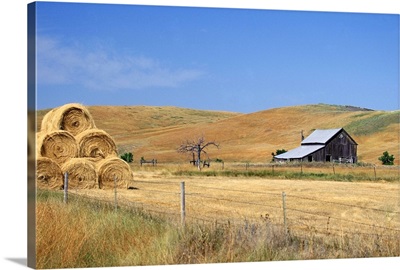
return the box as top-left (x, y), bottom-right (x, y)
top-left (36, 103), bottom-right (133, 190)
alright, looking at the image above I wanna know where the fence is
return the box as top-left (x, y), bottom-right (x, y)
top-left (130, 161), bottom-right (400, 182)
top-left (230, 162), bottom-right (399, 181)
top-left (60, 172), bottom-right (400, 242)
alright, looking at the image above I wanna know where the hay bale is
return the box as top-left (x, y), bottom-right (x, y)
top-left (61, 158), bottom-right (98, 189)
top-left (36, 157), bottom-right (64, 189)
top-left (40, 108), bottom-right (56, 132)
top-left (28, 111), bottom-right (36, 161)
top-left (75, 128), bottom-right (118, 161)
top-left (36, 130), bottom-right (78, 165)
top-left (96, 157), bottom-right (133, 189)
top-left (41, 103), bottom-right (96, 136)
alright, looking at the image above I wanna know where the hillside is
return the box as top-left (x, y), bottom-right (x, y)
top-left (36, 104), bottom-right (399, 165)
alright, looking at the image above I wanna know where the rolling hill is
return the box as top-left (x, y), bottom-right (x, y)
top-left (36, 104), bottom-right (399, 165)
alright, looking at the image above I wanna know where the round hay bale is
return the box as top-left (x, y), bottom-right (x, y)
top-left (37, 130), bottom-right (78, 165)
top-left (61, 158), bottom-right (98, 189)
top-left (41, 103), bottom-right (96, 136)
top-left (40, 108), bottom-right (57, 132)
top-left (35, 131), bottom-right (44, 160)
top-left (75, 128), bottom-right (118, 161)
top-left (96, 157), bottom-right (133, 189)
top-left (28, 111), bottom-right (36, 161)
top-left (36, 157), bottom-right (64, 189)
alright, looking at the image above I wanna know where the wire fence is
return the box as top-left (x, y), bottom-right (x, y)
top-left (131, 161), bottom-right (400, 183)
top-left (58, 173), bottom-right (400, 241)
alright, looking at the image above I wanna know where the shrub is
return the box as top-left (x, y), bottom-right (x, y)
top-left (271, 149), bottom-right (287, 161)
top-left (120, 152), bottom-right (133, 163)
top-left (378, 151), bottom-right (395, 165)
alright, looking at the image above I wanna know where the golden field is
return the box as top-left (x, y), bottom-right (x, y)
top-left (36, 103), bottom-right (400, 232)
top-left (37, 103), bottom-right (400, 165)
top-left (71, 163), bottom-right (400, 235)
top-left (40, 163), bottom-right (398, 268)
top-left (35, 103), bottom-right (400, 268)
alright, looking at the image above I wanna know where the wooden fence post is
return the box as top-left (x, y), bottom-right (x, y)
top-left (373, 166), bottom-right (377, 181)
top-left (282, 192), bottom-right (288, 239)
top-left (63, 172), bottom-right (68, 204)
top-left (114, 175), bottom-right (118, 211)
top-left (180, 181), bottom-right (186, 227)
top-left (333, 163), bottom-right (336, 175)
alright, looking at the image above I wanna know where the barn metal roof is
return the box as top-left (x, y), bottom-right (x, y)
top-left (274, 145), bottom-right (325, 159)
top-left (301, 128), bottom-right (342, 144)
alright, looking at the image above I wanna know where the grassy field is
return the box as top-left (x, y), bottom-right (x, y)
top-left (36, 163), bottom-right (400, 268)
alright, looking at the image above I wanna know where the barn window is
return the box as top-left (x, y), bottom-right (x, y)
top-left (338, 133), bottom-right (347, 145)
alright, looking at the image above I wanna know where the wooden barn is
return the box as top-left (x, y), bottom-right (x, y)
top-left (274, 128), bottom-right (358, 163)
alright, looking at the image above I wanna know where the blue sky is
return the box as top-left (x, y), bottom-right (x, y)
top-left (34, 2), bottom-right (399, 113)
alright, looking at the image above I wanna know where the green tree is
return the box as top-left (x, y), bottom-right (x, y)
top-left (120, 152), bottom-right (133, 163)
top-left (271, 149), bottom-right (287, 161)
top-left (378, 151), bottom-right (395, 165)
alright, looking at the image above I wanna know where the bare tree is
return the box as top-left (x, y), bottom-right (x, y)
top-left (177, 135), bottom-right (219, 170)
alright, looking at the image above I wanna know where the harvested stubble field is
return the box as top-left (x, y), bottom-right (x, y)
top-left (71, 163), bottom-right (400, 238)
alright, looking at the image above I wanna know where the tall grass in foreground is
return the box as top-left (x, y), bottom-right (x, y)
top-left (36, 190), bottom-right (177, 268)
top-left (36, 190), bottom-right (400, 269)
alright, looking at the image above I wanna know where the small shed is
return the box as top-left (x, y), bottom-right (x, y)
top-left (274, 128), bottom-right (357, 163)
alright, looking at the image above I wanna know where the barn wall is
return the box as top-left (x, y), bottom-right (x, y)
top-left (310, 148), bottom-right (326, 162)
top-left (324, 131), bottom-right (357, 162)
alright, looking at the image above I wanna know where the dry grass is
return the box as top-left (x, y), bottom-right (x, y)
top-left (117, 165), bottom-right (400, 235)
top-left (34, 104), bottom-right (400, 267)
top-left (36, 191), bottom-right (178, 268)
top-left (36, 104), bottom-right (400, 165)
top-left (36, 169), bottom-right (400, 269)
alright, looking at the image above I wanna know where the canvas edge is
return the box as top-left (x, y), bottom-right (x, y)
top-left (27, 2), bottom-right (37, 269)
